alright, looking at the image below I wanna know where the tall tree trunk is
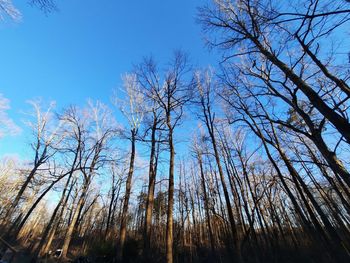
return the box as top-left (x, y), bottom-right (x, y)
top-left (143, 115), bottom-right (158, 260)
top-left (31, 174), bottom-right (74, 261)
top-left (61, 178), bottom-right (90, 259)
top-left (41, 176), bottom-right (76, 257)
top-left (166, 128), bottom-right (175, 263)
top-left (201, 107), bottom-right (241, 262)
top-left (197, 151), bottom-right (216, 259)
top-left (117, 128), bottom-right (136, 262)
top-left (105, 177), bottom-right (121, 241)
top-left (14, 177), bottom-right (62, 240)
top-left (249, 34), bottom-right (350, 143)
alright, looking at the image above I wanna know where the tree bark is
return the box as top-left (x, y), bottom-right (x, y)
top-left (143, 115), bottom-right (158, 261)
top-left (117, 128), bottom-right (136, 262)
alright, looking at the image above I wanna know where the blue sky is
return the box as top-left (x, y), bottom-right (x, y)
top-left (0, 0), bottom-right (217, 158)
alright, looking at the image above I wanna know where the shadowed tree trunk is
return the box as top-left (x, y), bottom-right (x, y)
top-left (143, 112), bottom-right (160, 261)
top-left (117, 128), bottom-right (136, 262)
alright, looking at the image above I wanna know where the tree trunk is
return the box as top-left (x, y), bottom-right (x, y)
top-left (117, 128), bottom-right (136, 262)
top-left (166, 128), bottom-right (175, 263)
top-left (197, 151), bottom-right (216, 259)
top-left (61, 177), bottom-right (90, 259)
top-left (143, 115), bottom-right (158, 260)
top-left (249, 34), bottom-right (350, 143)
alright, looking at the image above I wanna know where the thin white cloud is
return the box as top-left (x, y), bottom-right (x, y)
top-left (0, 0), bottom-right (21, 21)
top-left (0, 94), bottom-right (21, 138)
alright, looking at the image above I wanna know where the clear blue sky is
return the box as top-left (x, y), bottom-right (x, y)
top-left (0, 0), bottom-right (217, 158)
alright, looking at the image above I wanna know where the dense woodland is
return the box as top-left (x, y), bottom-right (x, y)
top-left (1, 0), bottom-right (350, 262)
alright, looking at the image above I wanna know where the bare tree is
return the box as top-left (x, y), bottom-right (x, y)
top-left (193, 70), bottom-right (242, 262)
top-left (115, 73), bottom-right (144, 262)
top-left (133, 57), bottom-right (166, 261)
top-left (199, 0), bottom-right (350, 143)
top-left (3, 100), bottom-right (62, 237)
top-left (149, 51), bottom-right (191, 263)
top-left (60, 102), bottom-right (115, 259)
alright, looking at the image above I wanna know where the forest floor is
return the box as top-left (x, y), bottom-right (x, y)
top-left (1, 248), bottom-right (69, 263)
